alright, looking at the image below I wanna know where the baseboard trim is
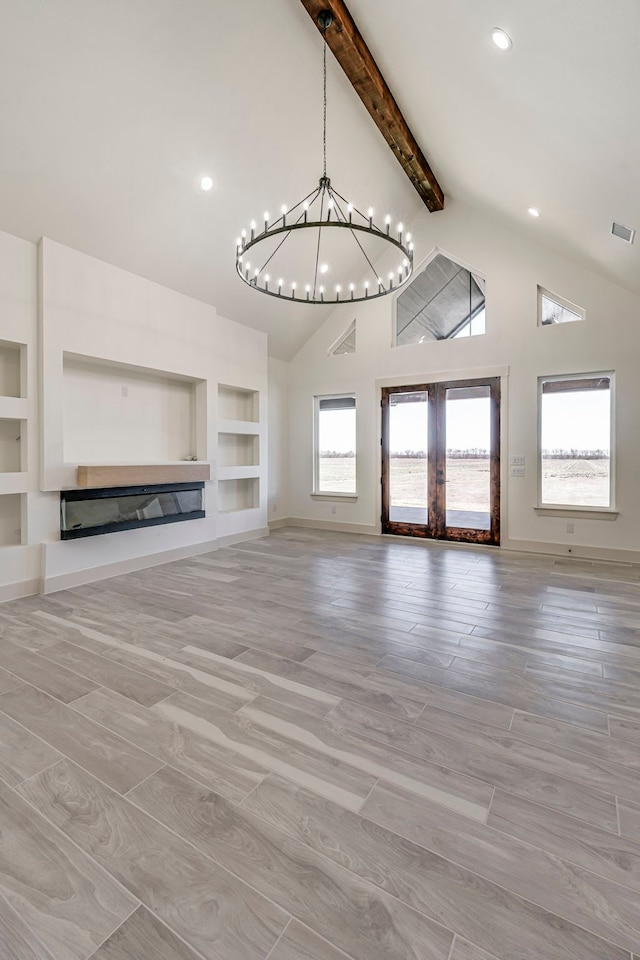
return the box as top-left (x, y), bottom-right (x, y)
top-left (270, 519), bottom-right (639, 565)
top-left (216, 527), bottom-right (270, 548)
top-left (42, 527), bottom-right (269, 595)
top-left (504, 537), bottom-right (640, 565)
top-left (0, 578), bottom-right (41, 603)
top-left (268, 518), bottom-right (292, 530)
top-left (273, 517), bottom-right (380, 537)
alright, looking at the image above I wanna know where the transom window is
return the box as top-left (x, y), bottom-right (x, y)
top-left (396, 253), bottom-right (485, 345)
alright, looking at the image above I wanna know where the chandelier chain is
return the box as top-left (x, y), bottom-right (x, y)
top-left (322, 28), bottom-right (327, 178)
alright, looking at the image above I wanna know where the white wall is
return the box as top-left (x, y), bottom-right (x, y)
top-left (267, 357), bottom-right (290, 523)
top-left (0, 229), bottom-right (270, 598)
top-left (284, 197), bottom-right (640, 560)
top-left (63, 356), bottom-right (198, 464)
top-left (0, 229), bottom-right (41, 596)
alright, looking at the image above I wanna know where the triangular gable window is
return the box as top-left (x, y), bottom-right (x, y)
top-left (538, 287), bottom-right (584, 325)
top-left (330, 320), bottom-right (356, 355)
top-left (396, 253), bottom-right (485, 345)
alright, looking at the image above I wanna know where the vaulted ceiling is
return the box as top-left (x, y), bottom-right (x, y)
top-left (0, 1), bottom-right (638, 359)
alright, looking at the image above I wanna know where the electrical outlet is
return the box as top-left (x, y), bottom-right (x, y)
top-left (331, 504), bottom-right (337, 515)
top-left (510, 455), bottom-right (525, 466)
top-left (121, 385), bottom-right (129, 398)
top-left (566, 522), bottom-right (574, 534)
top-left (510, 466), bottom-right (525, 477)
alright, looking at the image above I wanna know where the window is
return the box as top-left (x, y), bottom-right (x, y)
top-left (539, 374), bottom-right (612, 507)
top-left (538, 287), bottom-right (584, 326)
top-left (314, 395), bottom-right (356, 494)
top-left (330, 320), bottom-right (356, 356)
top-left (396, 253), bottom-right (485, 345)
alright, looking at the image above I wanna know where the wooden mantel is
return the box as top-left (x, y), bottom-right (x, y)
top-left (76, 463), bottom-right (210, 489)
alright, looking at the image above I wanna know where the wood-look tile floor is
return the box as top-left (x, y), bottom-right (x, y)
top-left (1, 529), bottom-right (640, 959)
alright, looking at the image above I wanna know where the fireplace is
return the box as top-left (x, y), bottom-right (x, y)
top-left (60, 481), bottom-right (205, 539)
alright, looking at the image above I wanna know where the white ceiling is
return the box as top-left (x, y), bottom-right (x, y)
top-left (1, 0), bottom-right (639, 358)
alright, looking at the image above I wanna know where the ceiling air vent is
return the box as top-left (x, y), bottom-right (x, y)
top-left (611, 222), bottom-right (635, 244)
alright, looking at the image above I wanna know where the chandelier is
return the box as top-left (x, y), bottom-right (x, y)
top-left (235, 9), bottom-right (414, 305)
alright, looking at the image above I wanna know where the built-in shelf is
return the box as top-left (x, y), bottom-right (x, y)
top-left (0, 397), bottom-right (28, 420)
top-left (0, 493), bottom-right (22, 546)
top-left (0, 341), bottom-right (24, 399)
top-left (218, 466), bottom-right (260, 482)
top-left (0, 474), bottom-right (28, 496)
top-left (76, 463), bottom-right (211, 488)
top-left (218, 419), bottom-right (260, 436)
top-left (218, 477), bottom-right (259, 512)
top-left (218, 385), bottom-right (259, 423)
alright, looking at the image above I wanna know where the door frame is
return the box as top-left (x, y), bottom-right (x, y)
top-left (381, 376), bottom-right (501, 545)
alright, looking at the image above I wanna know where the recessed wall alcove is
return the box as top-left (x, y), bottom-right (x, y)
top-left (63, 354), bottom-right (204, 465)
top-left (0, 341), bottom-right (24, 399)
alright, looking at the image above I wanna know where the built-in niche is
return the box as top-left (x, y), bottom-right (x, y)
top-left (218, 477), bottom-right (259, 512)
top-left (63, 354), bottom-right (202, 464)
top-left (0, 342), bottom-right (24, 398)
top-left (0, 494), bottom-right (22, 546)
top-left (0, 420), bottom-right (24, 473)
top-left (218, 432), bottom-right (259, 468)
top-left (218, 384), bottom-right (259, 422)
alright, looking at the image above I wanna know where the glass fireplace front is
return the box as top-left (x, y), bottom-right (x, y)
top-left (60, 482), bottom-right (205, 539)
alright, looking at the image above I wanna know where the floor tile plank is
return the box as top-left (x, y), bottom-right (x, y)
top-left (0, 685), bottom-right (162, 794)
top-left (88, 906), bottom-right (202, 960)
top-left (129, 765), bottom-right (454, 960)
top-left (18, 759), bottom-right (289, 960)
top-left (0, 779), bottom-right (136, 960)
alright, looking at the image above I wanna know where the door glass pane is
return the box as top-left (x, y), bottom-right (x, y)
top-left (445, 385), bottom-right (491, 530)
top-left (388, 391), bottom-right (428, 524)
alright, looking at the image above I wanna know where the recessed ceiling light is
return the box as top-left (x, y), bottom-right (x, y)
top-left (199, 176), bottom-right (213, 192)
top-left (491, 28), bottom-right (512, 51)
top-left (528, 207), bottom-right (541, 218)
top-left (319, 263), bottom-right (329, 274)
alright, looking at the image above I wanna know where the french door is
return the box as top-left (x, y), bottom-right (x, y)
top-left (381, 377), bottom-right (500, 545)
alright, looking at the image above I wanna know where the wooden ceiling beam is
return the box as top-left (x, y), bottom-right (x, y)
top-left (299, 0), bottom-right (444, 212)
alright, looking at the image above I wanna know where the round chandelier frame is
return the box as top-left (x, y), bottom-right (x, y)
top-left (234, 11), bottom-right (415, 306)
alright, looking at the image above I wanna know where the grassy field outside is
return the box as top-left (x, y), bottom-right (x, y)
top-left (320, 456), bottom-right (610, 508)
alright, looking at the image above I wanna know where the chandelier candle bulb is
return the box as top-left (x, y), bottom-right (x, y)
top-left (264, 212), bottom-right (269, 232)
top-left (348, 203), bottom-right (353, 223)
top-left (291, 282), bottom-right (296, 298)
top-left (303, 202), bottom-right (309, 223)
top-left (278, 279), bottom-right (283, 294)
top-left (397, 223), bottom-right (403, 243)
top-left (385, 214), bottom-right (391, 236)
top-left (320, 285), bottom-right (324, 301)
top-left (265, 274), bottom-right (270, 292)
top-left (250, 220), bottom-right (256, 240)
top-left (368, 208), bottom-right (374, 228)
top-left (306, 284), bottom-right (311, 301)
top-left (281, 205), bottom-right (287, 226)
top-left (349, 283), bottom-right (355, 300)
top-left (364, 281), bottom-right (369, 298)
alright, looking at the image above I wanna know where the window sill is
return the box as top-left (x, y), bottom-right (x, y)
top-left (534, 506), bottom-right (618, 521)
top-left (311, 493), bottom-right (358, 503)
